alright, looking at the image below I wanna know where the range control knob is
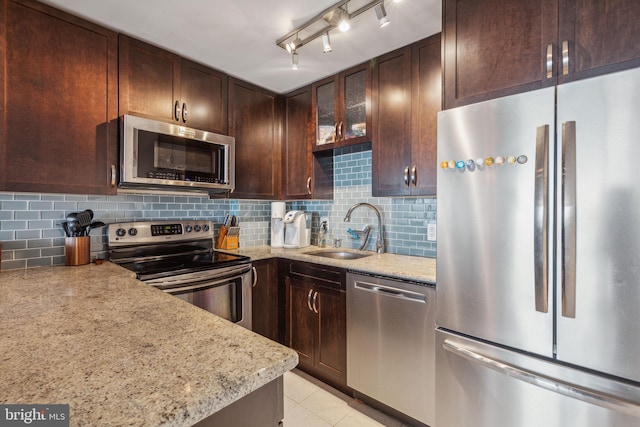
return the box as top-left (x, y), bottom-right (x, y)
top-left (128, 228), bottom-right (137, 236)
top-left (194, 225), bottom-right (202, 232)
top-left (116, 228), bottom-right (126, 237)
top-left (185, 225), bottom-right (193, 233)
top-left (202, 224), bottom-right (210, 232)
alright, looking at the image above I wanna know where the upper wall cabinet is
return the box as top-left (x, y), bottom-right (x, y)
top-left (283, 86), bottom-right (334, 200)
top-left (443, 0), bottom-right (640, 109)
top-left (312, 62), bottom-right (371, 151)
top-left (119, 35), bottom-right (228, 134)
top-left (283, 86), bottom-right (313, 199)
top-left (228, 78), bottom-right (282, 200)
top-left (0, 0), bottom-right (118, 195)
top-left (372, 34), bottom-right (441, 197)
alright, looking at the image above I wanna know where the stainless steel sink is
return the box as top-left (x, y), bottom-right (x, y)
top-left (304, 250), bottom-right (372, 260)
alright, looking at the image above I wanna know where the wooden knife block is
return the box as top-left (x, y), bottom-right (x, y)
top-left (216, 226), bottom-right (240, 250)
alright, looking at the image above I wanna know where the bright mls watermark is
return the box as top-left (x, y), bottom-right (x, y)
top-left (1, 405), bottom-right (69, 426)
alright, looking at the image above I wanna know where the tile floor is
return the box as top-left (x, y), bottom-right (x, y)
top-left (283, 369), bottom-right (413, 427)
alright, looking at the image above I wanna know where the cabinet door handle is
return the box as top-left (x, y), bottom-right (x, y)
top-left (403, 166), bottom-right (410, 187)
top-left (562, 40), bottom-right (569, 76)
top-left (251, 266), bottom-right (257, 288)
top-left (306, 177), bottom-right (312, 195)
top-left (174, 100), bottom-right (181, 121)
top-left (335, 121), bottom-right (343, 140)
top-left (181, 102), bottom-right (187, 123)
top-left (411, 166), bottom-right (417, 187)
top-left (110, 164), bottom-right (117, 187)
top-left (307, 289), bottom-right (314, 312)
top-left (546, 43), bottom-right (554, 79)
top-left (312, 291), bottom-right (319, 314)
top-left (334, 123), bottom-right (339, 142)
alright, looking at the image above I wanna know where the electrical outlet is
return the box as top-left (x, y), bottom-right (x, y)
top-left (427, 223), bottom-right (437, 241)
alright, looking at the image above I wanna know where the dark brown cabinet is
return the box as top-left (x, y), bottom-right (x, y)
top-left (251, 258), bottom-right (279, 342)
top-left (283, 86), bottom-right (313, 199)
top-left (372, 34), bottom-right (441, 196)
top-left (443, 0), bottom-right (640, 109)
top-left (283, 260), bottom-right (347, 391)
top-left (119, 35), bottom-right (228, 133)
top-left (0, 0), bottom-right (118, 195)
top-left (283, 86), bottom-right (333, 200)
top-left (228, 78), bottom-right (282, 200)
top-left (312, 62), bottom-right (371, 152)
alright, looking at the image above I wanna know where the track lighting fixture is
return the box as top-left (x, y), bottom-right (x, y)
top-left (375, 4), bottom-right (390, 28)
top-left (276, 0), bottom-right (398, 68)
top-left (322, 33), bottom-right (332, 53)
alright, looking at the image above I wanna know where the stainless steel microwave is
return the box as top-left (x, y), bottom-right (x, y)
top-left (119, 115), bottom-right (235, 194)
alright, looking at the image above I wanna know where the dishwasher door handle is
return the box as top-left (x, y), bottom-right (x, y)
top-left (354, 281), bottom-right (426, 303)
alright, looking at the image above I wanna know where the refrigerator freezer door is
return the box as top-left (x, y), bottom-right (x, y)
top-left (556, 67), bottom-right (640, 382)
top-left (436, 329), bottom-right (640, 427)
top-left (437, 87), bottom-right (555, 357)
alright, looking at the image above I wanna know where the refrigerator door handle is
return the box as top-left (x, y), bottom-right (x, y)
top-left (534, 124), bottom-right (549, 313)
top-left (443, 339), bottom-right (640, 418)
top-left (562, 121), bottom-right (577, 318)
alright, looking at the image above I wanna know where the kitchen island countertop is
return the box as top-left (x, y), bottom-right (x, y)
top-left (0, 262), bottom-right (298, 426)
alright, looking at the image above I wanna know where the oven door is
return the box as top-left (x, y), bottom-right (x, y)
top-left (146, 263), bottom-right (252, 330)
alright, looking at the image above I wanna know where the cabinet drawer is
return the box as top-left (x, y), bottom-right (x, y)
top-left (284, 260), bottom-right (345, 291)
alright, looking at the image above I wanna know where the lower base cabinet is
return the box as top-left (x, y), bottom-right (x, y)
top-left (283, 260), bottom-right (347, 391)
top-left (251, 259), bottom-right (279, 343)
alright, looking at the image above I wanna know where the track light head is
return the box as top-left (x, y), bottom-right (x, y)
top-left (322, 33), bottom-right (332, 53)
top-left (291, 52), bottom-right (299, 70)
top-left (375, 4), bottom-right (390, 28)
top-left (323, 7), bottom-right (350, 32)
top-left (286, 36), bottom-right (303, 54)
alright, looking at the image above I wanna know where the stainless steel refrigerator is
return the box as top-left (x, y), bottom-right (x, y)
top-left (436, 66), bottom-right (640, 427)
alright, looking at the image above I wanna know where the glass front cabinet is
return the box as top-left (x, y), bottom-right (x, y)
top-left (312, 62), bottom-right (371, 150)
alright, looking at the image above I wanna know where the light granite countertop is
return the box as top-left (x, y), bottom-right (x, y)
top-left (0, 262), bottom-right (298, 427)
top-left (224, 245), bottom-right (436, 285)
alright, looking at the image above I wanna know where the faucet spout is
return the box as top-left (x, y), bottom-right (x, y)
top-left (343, 202), bottom-right (385, 254)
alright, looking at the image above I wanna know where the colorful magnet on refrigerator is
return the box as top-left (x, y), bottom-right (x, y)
top-left (485, 157), bottom-right (495, 166)
top-left (517, 155), bottom-right (528, 164)
top-left (495, 156), bottom-right (505, 165)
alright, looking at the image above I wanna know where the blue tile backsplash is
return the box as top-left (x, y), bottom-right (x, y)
top-left (0, 145), bottom-right (436, 270)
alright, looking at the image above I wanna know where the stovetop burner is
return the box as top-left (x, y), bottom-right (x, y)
top-left (107, 220), bottom-right (250, 280)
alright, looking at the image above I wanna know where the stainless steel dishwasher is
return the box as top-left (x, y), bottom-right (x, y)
top-left (347, 272), bottom-right (435, 426)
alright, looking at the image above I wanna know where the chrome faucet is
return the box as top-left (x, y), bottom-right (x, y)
top-left (343, 202), bottom-right (385, 254)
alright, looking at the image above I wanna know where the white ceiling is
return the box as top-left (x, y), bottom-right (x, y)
top-left (39, 0), bottom-right (441, 94)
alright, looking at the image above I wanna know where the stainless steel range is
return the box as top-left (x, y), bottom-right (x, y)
top-left (108, 220), bottom-right (252, 329)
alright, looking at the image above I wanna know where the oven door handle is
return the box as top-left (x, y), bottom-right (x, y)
top-left (145, 264), bottom-right (251, 287)
top-left (161, 276), bottom-right (241, 295)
